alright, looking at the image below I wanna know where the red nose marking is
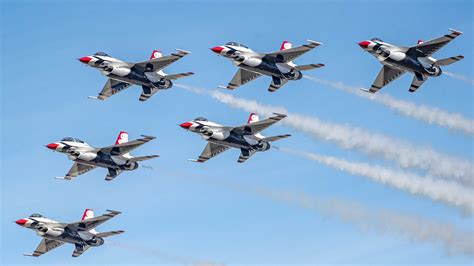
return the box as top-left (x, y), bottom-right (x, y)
top-left (210, 46), bottom-right (224, 54)
top-left (15, 219), bottom-right (27, 226)
top-left (46, 143), bottom-right (59, 150)
top-left (179, 122), bottom-right (192, 129)
top-left (79, 56), bottom-right (91, 64)
top-left (358, 41), bottom-right (370, 48)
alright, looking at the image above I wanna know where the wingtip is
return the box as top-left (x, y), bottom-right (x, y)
top-left (105, 209), bottom-right (122, 214)
top-left (360, 88), bottom-right (374, 93)
top-left (188, 159), bottom-right (203, 163)
top-left (272, 112), bottom-right (288, 117)
top-left (218, 85), bottom-right (232, 90)
top-left (448, 28), bottom-right (463, 34)
top-left (307, 39), bottom-right (322, 45)
top-left (87, 96), bottom-right (100, 100)
top-left (175, 48), bottom-right (191, 54)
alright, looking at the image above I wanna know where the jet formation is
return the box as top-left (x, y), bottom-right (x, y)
top-left (46, 131), bottom-right (158, 181)
top-left (15, 209), bottom-right (123, 257)
top-left (358, 28), bottom-right (463, 93)
top-left (180, 113), bottom-right (290, 163)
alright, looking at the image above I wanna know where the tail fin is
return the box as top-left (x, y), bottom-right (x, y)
top-left (115, 131), bottom-right (129, 145)
top-left (247, 113), bottom-right (260, 124)
top-left (150, 50), bottom-right (162, 59)
top-left (81, 209), bottom-right (94, 220)
top-left (436, 55), bottom-right (464, 66)
top-left (280, 41), bottom-right (292, 50)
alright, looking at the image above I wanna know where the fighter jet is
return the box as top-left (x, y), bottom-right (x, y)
top-left (46, 131), bottom-right (158, 181)
top-left (79, 49), bottom-right (194, 101)
top-left (180, 113), bottom-right (290, 163)
top-left (210, 40), bottom-right (324, 92)
top-left (358, 28), bottom-right (464, 93)
top-left (15, 209), bottom-right (123, 257)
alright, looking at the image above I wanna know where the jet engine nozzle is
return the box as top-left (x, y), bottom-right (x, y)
top-left (256, 141), bottom-right (271, 152)
top-left (124, 161), bottom-right (139, 170)
top-left (425, 65), bottom-right (442, 77)
top-left (86, 236), bottom-right (104, 247)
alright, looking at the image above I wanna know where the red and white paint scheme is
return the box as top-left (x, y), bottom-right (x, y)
top-left (79, 49), bottom-right (193, 101)
top-left (15, 209), bottom-right (123, 257)
top-left (210, 40), bottom-right (324, 92)
top-left (45, 132), bottom-right (158, 181)
top-left (358, 28), bottom-right (464, 93)
top-left (179, 113), bottom-right (290, 163)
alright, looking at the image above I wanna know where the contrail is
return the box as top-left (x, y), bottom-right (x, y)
top-left (444, 71), bottom-right (474, 86)
top-left (109, 241), bottom-right (224, 266)
top-left (175, 84), bottom-right (473, 184)
top-left (276, 146), bottom-right (474, 213)
top-left (304, 76), bottom-right (474, 136)
top-left (165, 170), bottom-right (474, 257)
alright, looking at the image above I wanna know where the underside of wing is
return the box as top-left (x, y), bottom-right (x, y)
top-left (99, 135), bottom-right (156, 156)
top-left (95, 230), bottom-right (125, 238)
top-left (96, 79), bottom-right (132, 100)
top-left (192, 142), bottom-right (230, 163)
top-left (266, 40), bottom-right (322, 63)
top-left (134, 49), bottom-right (190, 73)
top-left (234, 113), bottom-right (287, 135)
top-left (408, 29), bottom-right (462, 57)
top-left (60, 163), bottom-right (96, 180)
top-left (24, 238), bottom-right (65, 257)
top-left (221, 68), bottom-right (262, 90)
top-left (367, 65), bottom-right (405, 93)
top-left (66, 210), bottom-right (122, 232)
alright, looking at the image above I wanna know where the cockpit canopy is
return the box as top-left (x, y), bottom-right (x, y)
top-left (370, 38), bottom-right (383, 43)
top-left (194, 117), bottom-right (208, 122)
top-left (30, 213), bottom-right (45, 218)
top-left (61, 137), bottom-right (85, 143)
top-left (94, 52), bottom-right (110, 57)
top-left (225, 42), bottom-right (248, 49)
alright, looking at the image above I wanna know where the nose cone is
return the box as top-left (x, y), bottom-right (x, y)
top-left (179, 122), bottom-right (193, 129)
top-left (46, 143), bottom-right (59, 150)
top-left (358, 41), bottom-right (370, 49)
top-left (210, 46), bottom-right (224, 54)
top-left (79, 56), bottom-right (91, 64)
top-left (15, 219), bottom-right (27, 226)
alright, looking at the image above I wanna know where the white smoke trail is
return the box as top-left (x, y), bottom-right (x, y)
top-left (182, 87), bottom-right (473, 184)
top-left (165, 170), bottom-right (474, 257)
top-left (109, 241), bottom-right (224, 266)
top-left (276, 146), bottom-right (474, 213)
top-left (304, 76), bottom-right (474, 136)
top-left (444, 71), bottom-right (474, 86)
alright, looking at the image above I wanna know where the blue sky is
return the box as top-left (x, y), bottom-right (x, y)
top-left (1, 0), bottom-right (473, 265)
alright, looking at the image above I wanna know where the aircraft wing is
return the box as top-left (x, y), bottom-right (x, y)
top-left (66, 210), bottom-right (122, 232)
top-left (233, 113), bottom-right (287, 135)
top-left (190, 142), bottom-right (230, 163)
top-left (59, 162), bottom-right (96, 180)
top-left (23, 238), bottom-right (65, 257)
top-left (98, 135), bottom-right (156, 156)
top-left (220, 68), bottom-right (262, 90)
top-left (94, 79), bottom-right (133, 100)
top-left (365, 65), bottom-right (405, 93)
top-left (409, 28), bottom-right (462, 56)
top-left (95, 230), bottom-right (125, 238)
top-left (134, 49), bottom-right (190, 72)
top-left (261, 134), bottom-right (291, 142)
top-left (265, 40), bottom-right (322, 63)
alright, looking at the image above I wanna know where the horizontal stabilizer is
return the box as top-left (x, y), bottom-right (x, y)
top-left (261, 134), bottom-right (291, 142)
top-left (164, 72), bottom-right (194, 80)
top-left (128, 155), bottom-right (159, 162)
top-left (436, 55), bottom-right (464, 66)
top-left (294, 63), bottom-right (325, 71)
top-left (96, 230), bottom-right (124, 238)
